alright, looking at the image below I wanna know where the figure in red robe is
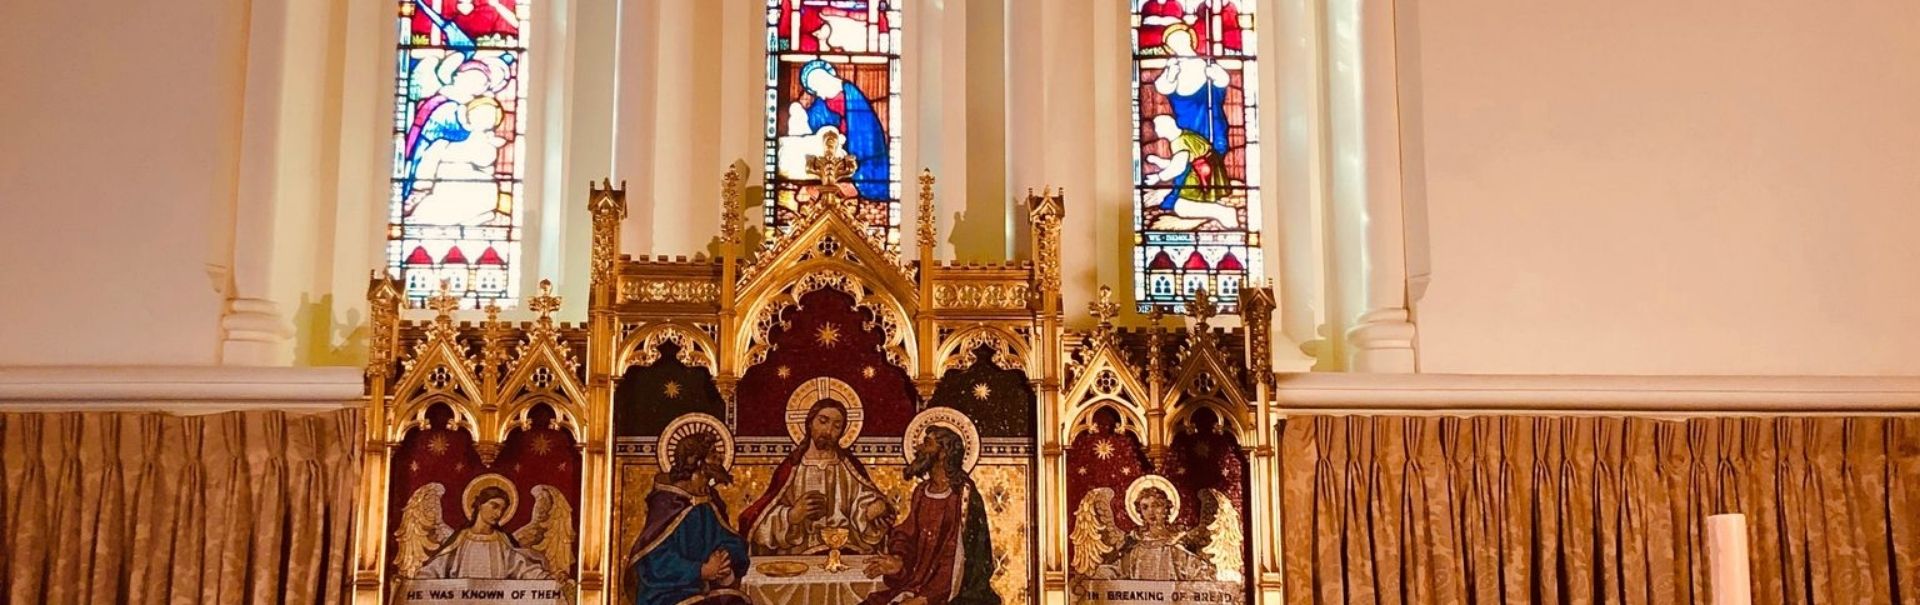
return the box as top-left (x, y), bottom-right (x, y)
top-left (861, 426), bottom-right (1000, 605)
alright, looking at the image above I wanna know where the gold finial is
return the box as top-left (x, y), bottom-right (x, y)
top-left (1185, 286), bottom-right (1217, 331)
top-left (483, 302), bottom-right (501, 323)
top-left (1090, 285), bottom-right (1120, 329)
top-left (1146, 304), bottom-right (1168, 385)
top-left (720, 164), bottom-right (744, 244)
top-left (427, 279), bottom-right (461, 317)
top-left (916, 169), bottom-right (937, 249)
top-left (807, 130), bottom-right (858, 188)
top-left (528, 279), bottom-right (562, 320)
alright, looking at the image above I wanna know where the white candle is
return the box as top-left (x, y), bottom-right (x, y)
top-left (1706, 513), bottom-right (1753, 605)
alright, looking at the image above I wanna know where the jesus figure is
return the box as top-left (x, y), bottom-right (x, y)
top-left (861, 426), bottom-right (1000, 605)
top-left (738, 399), bottom-right (894, 555)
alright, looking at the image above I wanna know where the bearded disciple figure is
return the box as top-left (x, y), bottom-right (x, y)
top-left (630, 421), bottom-right (751, 605)
top-left (739, 399), bottom-right (894, 555)
top-left (861, 424), bottom-right (1000, 605)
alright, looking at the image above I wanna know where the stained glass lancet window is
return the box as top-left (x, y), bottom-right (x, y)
top-left (1132, 0), bottom-right (1260, 312)
top-left (763, 0), bottom-right (903, 249)
top-left (388, 0), bottom-right (530, 307)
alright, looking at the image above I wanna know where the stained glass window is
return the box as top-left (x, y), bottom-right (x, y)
top-left (763, 0), bottom-right (903, 249)
top-left (1131, 0), bottom-right (1260, 312)
top-left (388, 0), bottom-right (531, 308)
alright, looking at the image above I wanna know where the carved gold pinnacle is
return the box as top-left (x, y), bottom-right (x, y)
top-left (428, 279), bottom-right (461, 317)
top-left (917, 169), bottom-right (936, 250)
top-left (720, 164), bottom-right (744, 244)
top-left (1185, 286), bottom-right (1218, 332)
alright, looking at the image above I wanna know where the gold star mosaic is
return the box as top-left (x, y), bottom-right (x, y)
top-left (814, 323), bottom-right (842, 348)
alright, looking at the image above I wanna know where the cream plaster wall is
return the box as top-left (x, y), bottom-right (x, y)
top-left (0, 0), bottom-right (247, 365)
top-left (8, 0), bottom-right (1917, 377)
top-left (1408, 1), bottom-right (1920, 375)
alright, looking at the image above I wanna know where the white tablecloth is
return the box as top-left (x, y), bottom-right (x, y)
top-left (741, 555), bottom-right (881, 605)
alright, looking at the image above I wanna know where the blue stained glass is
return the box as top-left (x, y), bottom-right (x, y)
top-left (762, 0), bottom-right (903, 249)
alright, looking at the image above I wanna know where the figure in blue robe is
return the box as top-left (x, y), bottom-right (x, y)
top-left (1155, 25), bottom-right (1232, 163)
top-left (798, 60), bottom-right (891, 200)
top-left (629, 431), bottom-right (752, 605)
top-left (1165, 82), bottom-right (1230, 157)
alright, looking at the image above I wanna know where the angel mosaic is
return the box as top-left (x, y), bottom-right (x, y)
top-left (1071, 475), bottom-right (1242, 584)
top-left (394, 473), bottom-right (577, 582)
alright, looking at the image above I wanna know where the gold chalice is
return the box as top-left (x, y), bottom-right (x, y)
top-left (820, 527), bottom-right (852, 573)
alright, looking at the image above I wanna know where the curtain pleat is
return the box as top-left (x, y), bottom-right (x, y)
top-left (1282, 415), bottom-right (1920, 605)
top-left (1, 409), bottom-right (360, 605)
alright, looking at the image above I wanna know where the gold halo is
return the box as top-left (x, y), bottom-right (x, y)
top-left (785, 377), bottom-right (864, 448)
top-left (658, 413), bottom-right (734, 472)
top-left (903, 407), bottom-right (981, 472)
top-left (461, 473), bottom-right (519, 523)
top-left (1124, 474), bottom-right (1181, 526)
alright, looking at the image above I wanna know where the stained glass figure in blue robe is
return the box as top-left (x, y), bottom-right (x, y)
top-left (798, 60), bottom-right (891, 201)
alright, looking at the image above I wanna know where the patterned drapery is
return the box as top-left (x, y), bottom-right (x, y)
top-left (2, 409), bottom-right (360, 605)
top-left (1281, 415), bottom-right (1920, 604)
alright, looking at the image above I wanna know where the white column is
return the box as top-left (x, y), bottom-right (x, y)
top-left (714, 0), bottom-right (765, 239)
top-left (548, 0), bottom-right (619, 315)
top-left (223, 0), bottom-right (339, 365)
top-left (1007, 0), bottom-right (1128, 319)
top-left (612, 0), bottom-right (659, 255)
top-left (1260, 0), bottom-right (1331, 372)
top-left (1326, 0), bottom-right (1417, 372)
top-left (938, 0), bottom-right (1012, 262)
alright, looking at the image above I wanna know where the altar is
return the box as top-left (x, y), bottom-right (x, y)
top-left (352, 145), bottom-right (1279, 605)
top-left (741, 555), bottom-right (882, 605)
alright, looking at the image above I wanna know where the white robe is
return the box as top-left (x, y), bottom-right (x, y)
top-left (417, 529), bottom-right (551, 580)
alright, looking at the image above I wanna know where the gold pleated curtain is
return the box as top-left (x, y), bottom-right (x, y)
top-left (1, 409), bottom-right (361, 605)
top-left (1280, 415), bottom-right (1920, 605)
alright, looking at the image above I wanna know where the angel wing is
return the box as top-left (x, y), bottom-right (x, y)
top-left (1070, 488), bottom-right (1122, 575)
top-left (513, 485), bottom-right (577, 579)
top-left (1199, 489), bottom-right (1244, 584)
top-left (393, 483), bottom-right (452, 578)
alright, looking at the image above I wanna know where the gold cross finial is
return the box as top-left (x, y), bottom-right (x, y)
top-left (807, 130), bottom-right (858, 187)
top-left (1090, 285), bottom-right (1120, 329)
top-left (1185, 286), bottom-right (1217, 330)
top-left (528, 279), bottom-right (562, 319)
top-left (427, 279), bottom-right (461, 317)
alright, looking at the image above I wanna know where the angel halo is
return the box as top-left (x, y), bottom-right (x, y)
top-left (1124, 474), bottom-right (1182, 526)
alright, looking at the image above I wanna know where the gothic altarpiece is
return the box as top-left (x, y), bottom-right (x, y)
top-left (353, 145), bottom-right (1284, 605)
